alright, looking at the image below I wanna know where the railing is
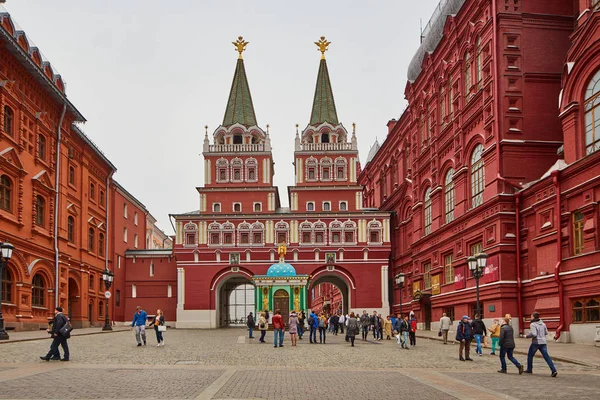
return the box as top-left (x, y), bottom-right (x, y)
top-left (298, 142), bottom-right (354, 152)
top-left (208, 143), bottom-right (266, 152)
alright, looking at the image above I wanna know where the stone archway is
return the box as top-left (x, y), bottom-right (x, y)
top-left (309, 273), bottom-right (351, 315)
top-left (216, 275), bottom-right (255, 328)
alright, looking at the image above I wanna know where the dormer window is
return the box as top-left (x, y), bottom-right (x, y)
top-left (321, 133), bottom-right (330, 143)
top-left (233, 134), bottom-right (243, 144)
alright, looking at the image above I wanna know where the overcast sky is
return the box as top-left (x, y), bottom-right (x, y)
top-left (4, 0), bottom-right (440, 235)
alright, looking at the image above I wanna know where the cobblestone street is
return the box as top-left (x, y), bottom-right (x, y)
top-left (0, 328), bottom-right (599, 399)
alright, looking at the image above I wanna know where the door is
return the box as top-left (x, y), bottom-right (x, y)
top-left (273, 289), bottom-right (289, 324)
top-left (424, 301), bottom-right (432, 330)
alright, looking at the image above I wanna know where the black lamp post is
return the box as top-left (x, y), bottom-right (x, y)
top-left (101, 268), bottom-right (114, 331)
top-left (468, 252), bottom-right (488, 317)
top-left (395, 272), bottom-right (405, 317)
top-left (0, 242), bottom-right (15, 340)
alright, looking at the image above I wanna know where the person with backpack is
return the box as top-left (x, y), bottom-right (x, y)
top-left (308, 310), bottom-right (318, 344)
top-left (40, 306), bottom-right (70, 361)
top-left (258, 312), bottom-right (268, 343)
top-left (246, 312), bottom-right (255, 339)
top-left (456, 315), bottom-right (474, 361)
top-left (318, 312), bottom-right (327, 343)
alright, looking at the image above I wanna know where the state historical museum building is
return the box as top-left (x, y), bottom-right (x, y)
top-left (359, 0), bottom-right (600, 343)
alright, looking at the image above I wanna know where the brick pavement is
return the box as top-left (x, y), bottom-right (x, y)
top-left (0, 328), bottom-right (598, 399)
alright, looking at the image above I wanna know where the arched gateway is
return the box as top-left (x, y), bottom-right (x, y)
top-left (171, 37), bottom-right (391, 329)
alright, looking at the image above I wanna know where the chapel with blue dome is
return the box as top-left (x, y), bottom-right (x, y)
top-left (266, 262), bottom-right (297, 277)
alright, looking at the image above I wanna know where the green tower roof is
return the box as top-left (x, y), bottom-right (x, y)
top-left (309, 58), bottom-right (339, 126)
top-left (222, 58), bottom-right (258, 127)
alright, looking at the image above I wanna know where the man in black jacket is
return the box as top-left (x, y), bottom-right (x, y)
top-left (471, 314), bottom-right (487, 356)
top-left (40, 306), bottom-right (70, 361)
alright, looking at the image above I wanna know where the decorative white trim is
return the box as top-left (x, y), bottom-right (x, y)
top-left (311, 268), bottom-right (356, 290)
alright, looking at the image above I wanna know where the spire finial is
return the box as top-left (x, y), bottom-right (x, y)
top-left (352, 122), bottom-right (356, 134)
top-left (315, 36), bottom-right (331, 60)
top-left (204, 125), bottom-right (208, 136)
top-left (295, 123), bottom-right (299, 135)
top-left (266, 123), bottom-right (270, 135)
top-left (233, 36), bottom-right (249, 59)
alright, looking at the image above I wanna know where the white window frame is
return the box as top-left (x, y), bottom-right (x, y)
top-left (233, 202), bottom-right (242, 213)
top-left (213, 203), bottom-right (221, 213)
top-left (323, 201), bottom-right (331, 212)
top-left (306, 202), bottom-right (315, 212)
top-left (339, 201), bottom-right (348, 211)
top-left (253, 202), bottom-right (262, 212)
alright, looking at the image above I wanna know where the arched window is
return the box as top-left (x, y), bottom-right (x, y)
top-left (343, 221), bottom-right (357, 244)
top-left (67, 216), bottom-right (75, 243)
top-left (335, 158), bottom-right (347, 181)
top-left (464, 51), bottom-right (471, 98)
top-left (321, 157), bottom-right (332, 181)
top-left (69, 166), bottom-right (75, 185)
top-left (38, 135), bottom-right (46, 160)
top-left (368, 220), bottom-right (383, 244)
top-left (35, 195), bottom-right (45, 227)
top-left (32, 274), bottom-right (45, 307)
top-left (254, 203), bottom-right (261, 212)
top-left (234, 203), bottom-right (242, 212)
top-left (321, 132), bottom-right (330, 143)
top-left (440, 85), bottom-right (446, 123)
top-left (208, 222), bottom-right (220, 245)
top-left (231, 158), bottom-right (243, 182)
top-left (246, 158), bottom-right (258, 182)
top-left (445, 169), bottom-right (455, 223)
top-left (233, 133), bottom-right (243, 144)
top-left (476, 37), bottom-right (483, 89)
top-left (340, 201), bottom-right (347, 211)
top-left (99, 233), bottom-right (105, 256)
top-left (98, 301), bottom-right (104, 318)
top-left (88, 227), bottom-right (95, 252)
top-left (123, 227), bottom-right (128, 243)
top-left (238, 222), bottom-right (251, 245)
top-left (90, 182), bottom-right (95, 201)
top-left (329, 220), bottom-right (343, 244)
top-left (3, 105), bottom-right (14, 136)
top-left (134, 234), bottom-right (139, 248)
top-left (222, 222), bottom-right (234, 246)
top-left (1, 174), bottom-right (13, 212)
top-left (424, 188), bottom-right (432, 235)
top-left (213, 203), bottom-right (221, 213)
top-left (300, 222), bottom-right (312, 245)
top-left (1, 267), bottom-right (12, 303)
top-left (306, 157), bottom-right (318, 181)
top-left (123, 203), bottom-right (128, 218)
top-left (134, 212), bottom-right (138, 226)
top-left (307, 202), bottom-right (315, 211)
top-left (314, 222), bottom-right (326, 245)
top-left (585, 69), bottom-right (600, 155)
top-left (251, 222), bottom-right (264, 245)
top-left (275, 221), bottom-right (289, 244)
top-left (471, 144), bottom-right (485, 208)
top-left (573, 211), bottom-right (585, 255)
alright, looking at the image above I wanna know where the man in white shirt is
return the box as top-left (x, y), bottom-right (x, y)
top-left (440, 313), bottom-right (452, 344)
top-left (338, 313), bottom-right (345, 334)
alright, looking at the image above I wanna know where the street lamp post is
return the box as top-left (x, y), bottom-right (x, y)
top-left (0, 242), bottom-right (15, 340)
top-left (101, 268), bottom-right (114, 331)
top-left (468, 253), bottom-right (488, 317)
top-left (395, 272), bottom-right (405, 316)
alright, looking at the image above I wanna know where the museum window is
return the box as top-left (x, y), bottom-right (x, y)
top-left (89, 274), bottom-right (94, 290)
top-left (35, 195), bottom-right (45, 227)
top-left (99, 190), bottom-right (105, 207)
top-left (254, 203), bottom-right (261, 212)
top-left (69, 166), bottom-right (75, 185)
top-left (134, 234), bottom-right (139, 248)
top-left (3, 105), bottom-right (14, 136)
top-left (134, 212), bottom-right (138, 226)
top-left (2, 268), bottom-right (12, 303)
top-left (88, 227), bottom-right (95, 252)
top-left (584, 69), bottom-right (600, 155)
top-left (38, 134), bottom-right (46, 161)
top-left (307, 202), bottom-right (315, 211)
top-left (419, 113), bottom-right (426, 146)
top-left (444, 253), bottom-right (454, 285)
top-left (445, 168), bottom-right (455, 223)
top-left (32, 274), bottom-right (45, 307)
top-left (0, 174), bottom-right (13, 212)
top-left (213, 203), bottom-right (221, 213)
top-left (123, 227), bottom-right (128, 243)
top-left (448, 80), bottom-right (454, 117)
top-left (89, 182), bottom-right (95, 202)
top-left (123, 203), bottom-right (128, 218)
top-left (98, 233), bottom-right (105, 257)
top-left (323, 202), bottom-right (331, 211)
top-left (440, 86), bottom-right (446, 123)
top-left (475, 37), bottom-right (482, 89)
top-left (340, 201), bottom-right (347, 211)
top-left (470, 144), bottom-right (485, 208)
top-left (424, 188), bottom-right (432, 236)
top-left (233, 203), bottom-right (242, 212)
top-left (67, 216), bottom-right (75, 243)
top-left (464, 51), bottom-right (472, 98)
top-left (423, 263), bottom-right (431, 289)
top-left (470, 241), bottom-right (483, 256)
top-left (98, 301), bottom-right (104, 318)
top-left (572, 297), bottom-right (600, 323)
top-left (573, 211), bottom-right (585, 255)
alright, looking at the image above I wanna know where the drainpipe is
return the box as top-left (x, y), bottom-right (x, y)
top-left (105, 173), bottom-right (112, 324)
top-left (514, 192), bottom-right (523, 335)
top-left (552, 170), bottom-right (564, 340)
top-left (54, 104), bottom-right (67, 307)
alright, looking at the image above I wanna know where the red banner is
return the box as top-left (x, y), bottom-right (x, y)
top-left (483, 255), bottom-right (499, 284)
top-left (454, 266), bottom-right (466, 290)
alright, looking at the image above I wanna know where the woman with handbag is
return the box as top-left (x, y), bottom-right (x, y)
top-left (258, 312), bottom-right (268, 343)
top-left (151, 309), bottom-right (166, 346)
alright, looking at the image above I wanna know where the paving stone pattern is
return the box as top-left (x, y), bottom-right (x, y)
top-left (213, 370), bottom-right (455, 400)
top-left (0, 368), bottom-right (225, 399)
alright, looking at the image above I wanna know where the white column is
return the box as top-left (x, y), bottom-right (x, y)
top-left (177, 267), bottom-right (185, 310)
top-left (381, 265), bottom-right (389, 309)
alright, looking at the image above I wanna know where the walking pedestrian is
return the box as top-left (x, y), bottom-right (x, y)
top-left (360, 310), bottom-right (370, 341)
top-left (297, 310), bottom-right (305, 339)
top-left (399, 315), bottom-right (410, 349)
top-left (246, 312), bottom-right (255, 339)
top-left (318, 312), bottom-right (327, 343)
top-left (288, 310), bottom-right (299, 346)
top-left (525, 312), bottom-right (557, 377)
top-left (131, 305), bottom-right (148, 346)
top-left (471, 314), bottom-right (487, 356)
top-left (272, 309), bottom-right (285, 348)
top-left (309, 309), bottom-right (318, 344)
top-left (40, 306), bottom-right (70, 361)
top-left (150, 309), bottom-right (165, 346)
top-left (258, 312), bottom-right (268, 343)
top-left (498, 317), bottom-right (524, 374)
top-left (384, 316), bottom-right (393, 340)
top-left (440, 313), bottom-right (451, 344)
top-left (346, 312), bottom-right (359, 347)
top-left (409, 314), bottom-right (417, 346)
top-left (456, 315), bottom-right (474, 361)
top-left (370, 311), bottom-right (380, 340)
top-left (488, 318), bottom-right (501, 355)
top-left (338, 313), bottom-right (345, 334)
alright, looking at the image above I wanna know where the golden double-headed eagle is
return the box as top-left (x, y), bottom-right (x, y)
top-left (232, 36), bottom-right (248, 59)
top-left (315, 36), bottom-right (331, 59)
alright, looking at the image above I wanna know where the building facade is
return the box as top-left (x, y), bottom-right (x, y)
top-left (167, 37), bottom-right (391, 328)
top-left (360, 0), bottom-right (600, 343)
